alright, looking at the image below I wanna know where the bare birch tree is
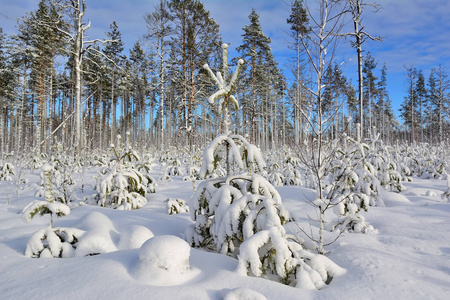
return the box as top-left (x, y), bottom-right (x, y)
top-left (298, 0), bottom-right (347, 254)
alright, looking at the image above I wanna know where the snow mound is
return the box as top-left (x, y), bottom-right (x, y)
top-left (425, 190), bottom-right (437, 197)
top-left (77, 211), bottom-right (115, 231)
top-left (75, 212), bottom-right (118, 256)
top-left (75, 230), bottom-right (118, 256)
top-left (118, 225), bottom-right (154, 249)
top-left (222, 288), bottom-right (267, 300)
top-left (380, 190), bottom-right (411, 206)
top-left (132, 235), bottom-right (199, 286)
top-left (139, 235), bottom-right (190, 272)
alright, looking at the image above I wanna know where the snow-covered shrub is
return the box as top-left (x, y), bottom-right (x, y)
top-left (199, 134), bottom-right (266, 179)
top-left (110, 135), bottom-right (140, 165)
top-left (441, 191), bottom-right (450, 202)
top-left (237, 226), bottom-right (346, 289)
top-left (265, 150), bottom-right (304, 187)
top-left (167, 158), bottom-right (184, 176)
top-left (285, 154), bottom-right (301, 166)
top-left (22, 164), bottom-right (70, 227)
top-left (22, 199), bottom-right (70, 225)
top-left (167, 165), bottom-right (184, 177)
top-left (393, 144), bottom-right (447, 180)
top-left (135, 153), bottom-right (156, 193)
top-left (267, 163), bottom-right (284, 186)
top-left (186, 174), bottom-right (289, 256)
top-left (93, 166), bottom-right (147, 210)
top-left (183, 165), bottom-right (201, 182)
top-left (0, 161), bottom-right (15, 181)
top-left (327, 136), bottom-right (380, 209)
top-left (30, 151), bottom-right (47, 170)
top-left (282, 164), bottom-right (303, 186)
top-left (11, 155), bottom-right (29, 197)
top-left (49, 143), bottom-right (77, 204)
top-left (25, 227), bottom-right (85, 258)
top-left (268, 171), bottom-right (284, 186)
top-left (188, 43), bottom-right (290, 260)
top-left (376, 159), bottom-right (405, 192)
top-left (186, 39), bottom-right (346, 289)
top-left (92, 152), bottom-right (109, 167)
top-left (135, 153), bottom-right (152, 171)
top-left (159, 173), bottom-right (171, 181)
top-left (22, 164), bottom-right (75, 258)
top-left (328, 213), bottom-right (375, 234)
top-left (317, 135), bottom-right (380, 236)
top-left (365, 138), bottom-right (405, 192)
top-left (142, 173), bottom-right (157, 194)
top-left (165, 198), bottom-right (189, 215)
top-left (237, 226), bottom-right (296, 283)
top-left (92, 140), bottom-right (149, 210)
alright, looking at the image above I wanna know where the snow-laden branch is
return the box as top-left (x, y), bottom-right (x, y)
top-left (203, 58), bottom-right (244, 105)
top-left (203, 43), bottom-right (244, 135)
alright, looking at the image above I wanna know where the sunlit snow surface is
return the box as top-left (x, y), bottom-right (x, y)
top-left (0, 167), bottom-right (449, 299)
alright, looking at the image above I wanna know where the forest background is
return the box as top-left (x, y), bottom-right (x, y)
top-left (0, 0), bottom-right (449, 155)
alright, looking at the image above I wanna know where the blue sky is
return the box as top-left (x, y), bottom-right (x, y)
top-left (1, 0), bottom-right (449, 119)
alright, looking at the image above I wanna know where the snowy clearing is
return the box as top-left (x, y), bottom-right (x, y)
top-left (0, 167), bottom-right (449, 300)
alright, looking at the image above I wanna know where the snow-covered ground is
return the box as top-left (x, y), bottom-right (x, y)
top-left (1, 167), bottom-right (449, 300)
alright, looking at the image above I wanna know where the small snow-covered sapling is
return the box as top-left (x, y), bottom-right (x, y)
top-left (22, 164), bottom-right (70, 228)
top-left (0, 161), bottom-right (15, 181)
top-left (165, 198), bottom-right (189, 215)
top-left (93, 138), bottom-right (149, 210)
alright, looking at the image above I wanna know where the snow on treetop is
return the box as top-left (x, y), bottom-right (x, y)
top-left (41, 163), bottom-right (53, 172)
top-left (47, 202), bottom-right (70, 216)
top-left (203, 41), bottom-right (244, 135)
top-left (21, 200), bottom-right (70, 223)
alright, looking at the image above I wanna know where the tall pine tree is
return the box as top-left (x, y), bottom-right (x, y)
top-left (287, 0), bottom-right (309, 144)
top-left (399, 66), bottom-right (418, 144)
top-left (103, 21), bottom-right (125, 145)
top-left (169, 0), bottom-right (220, 147)
top-left (362, 52), bottom-right (378, 137)
top-left (236, 9), bottom-right (272, 143)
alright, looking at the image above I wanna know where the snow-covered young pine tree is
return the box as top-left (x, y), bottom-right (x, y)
top-left (22, 164), bottom-right (70, 228)
top-left (22, 164), bottom-right (80, 258)
top-left (92, 135), bottom-right (152, 210)
top-left (185, 42), bottom-right (345, 288)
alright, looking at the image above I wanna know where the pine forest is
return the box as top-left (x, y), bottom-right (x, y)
top-left (0, 1), bottom-right (449, 299)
